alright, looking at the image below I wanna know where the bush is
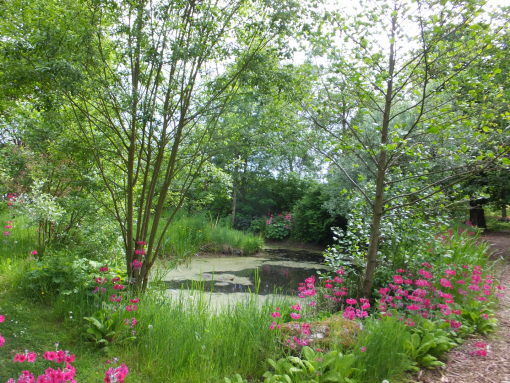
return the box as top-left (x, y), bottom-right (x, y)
top-left (265, 214), bottom-right (291, 240)
top-left (291, 186), bottom-right (347, 245)
top-left (20, 253), bottom-right (124, 299)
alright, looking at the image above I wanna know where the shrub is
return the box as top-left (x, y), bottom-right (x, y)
top-left (291, 185), bottom-right (347, 245)
top-left (20, 253), bottom-right (125, 299)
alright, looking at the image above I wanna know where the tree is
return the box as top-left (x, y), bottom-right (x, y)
top-left (304, 0), bottom-right (510, 297)
top-left (56, 0), bottom-right (305, 290)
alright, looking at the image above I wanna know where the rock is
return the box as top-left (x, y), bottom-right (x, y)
top-left (279, 315), bottom-right (360, 349)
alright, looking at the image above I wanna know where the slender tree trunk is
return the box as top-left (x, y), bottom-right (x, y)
top-left (502, 205), bottom-right (507, 220)
top-left (361, 11), bottom-right (396, 299)
top-left (231, 156), bottom-right (239, 224)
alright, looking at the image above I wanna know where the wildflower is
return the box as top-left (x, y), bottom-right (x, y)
top-left (14, 353), bottom-right (27, 362)
top-left (290, 313), bottom-right (301, 320)
top-left (361, 346), bottom-right (366, 352)
top-left (30, 250), bottom-right (37, 255)
top-left (346, 298), bottom-right (357, 305)
top-left (0, 315), bottom-right (4, 322)
top-left (112, 277), bottom-right (121, 283)
top-left (291, 303), bottom-right (301, 311)
top-left (16, 371), bottom-right (35, 383)
top-left (310, 301), bottom-right (316, 307)
top-left (114, 284), bottom-right (125, 290)
top-left (393, 275), bottom-right (403, 284)
top-left (136, 241), bottom-right (146, 245)
top-left (130, 298), bottom-right (139, 304)
top-left (440, 278), bottom-right (453, 289)
top-left (100, 265), bottom-right (109, 272)
top-left (334, 276), bottom-right (343, 284)
top-left (131, 259), bottom-right (143, 270)
top-left (3, 231), bottom-right (11, 236)
top-left (475, 342), bottom-right (487, 348)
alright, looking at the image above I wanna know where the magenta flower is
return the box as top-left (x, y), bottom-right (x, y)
top-left (43, 351), bottom-right (57, 361)
top-left (112, 276), bottom-right (121, 283)
top-left (361, 346), bottom-right (366, 352)
top-left (3, 231), bottom-right (11, 236)
top-left (130, 298), bottom-right (140, 304)
top-left (14, 353), bottom-right (27, 362)
top-left (290, 313), bottom-right (301, 319)
top-left (30, 250), bottom-right (37, 255)
top-left (440, 278), bottom-right (453, 289)
top-left (0, 334), bottom-right (4, 347)
top-left (0, 315), bottom-right (4, 322)
top-left (114, 284), bottom-right (125, 290)
top-left (346, 298), bottom-right (357, 305)
top-left (100, 265), bottom-right (109, 272)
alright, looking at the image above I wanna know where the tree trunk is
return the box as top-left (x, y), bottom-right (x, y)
top-left (231, 154), bottom-right (240, 224)
top-left (469, 200), bottom-right (487, 228)
top-left (502, 205), bottom-right (507, 220)
top-left (361, 10), bottom-right (396, 299)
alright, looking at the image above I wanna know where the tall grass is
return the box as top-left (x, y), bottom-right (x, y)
top-left (128, 290), bottom-right (285, 382)
top-left (158, 213), bottom-right (264, 260)
top-left (351, 316), bottom-right (413, 382)
top-left (0, 211), bottom-right (39, 260)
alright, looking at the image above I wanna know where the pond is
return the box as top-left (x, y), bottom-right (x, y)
top-left (162, 246), bottom-right (329, 305)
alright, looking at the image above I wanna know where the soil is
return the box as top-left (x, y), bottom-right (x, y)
top-left (417, 230), bottom-right (510, 383)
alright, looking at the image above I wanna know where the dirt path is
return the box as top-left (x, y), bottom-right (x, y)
top-left (419, 230), bottom-right (510, 383)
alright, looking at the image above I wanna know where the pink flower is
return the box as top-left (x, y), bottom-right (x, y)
top-left (475, 342), bottom-right (487, 348)
top-left (0, 315), bottom-right (4, 322)
top-left (136, 241), bottom-right (146, 245)
top-left (361, 346), bottom-right (366, 352)
top-left (114, 284), bottom-right (124, 290)
top-left (130, 259), bottom-right (143, 270)
top-left (346, 298), bottom-right (357, 305)
top-left (17, 371), bottom-right (35, 383)
top-left (130, 298), bottom-right (140, 304)
top-left (100, 265), bottom-right (109, 272)
top-left (27, 352), bottom-right (37, 362)
top-left (112, 277), bottom-right (121, 283)
top-left (105, 363), bottom-right (129, 382)
top-left (30, 250), bottom-right (37, 255)
top-left (290, 313), bottom-right (301, 319)
top-left (14, 353), bottom-right (27, 362)
top-left (43, 351), bottom-right (57, 361)
top-left (334, 276), bottom-right (343, 284)
top-left (393, 275), bottom-right (403, 284)
top-left (310, 301), bottom-right (316, 307)
top-left (291, 304), bottom-right (301, 311)
top-left (0, 334), bottom-right (5, 347)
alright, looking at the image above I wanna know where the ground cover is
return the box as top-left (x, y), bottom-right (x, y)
top-left (0, 210), bottom-right (507, 382)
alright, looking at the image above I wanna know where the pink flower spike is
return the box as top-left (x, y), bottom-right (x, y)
top-left (0, 315), bottom-right (4, 322)
top-left (361, 346), bottom-right (366, 353)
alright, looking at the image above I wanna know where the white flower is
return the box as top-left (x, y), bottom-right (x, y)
top-left (148, 325), bottom-right (153, 330)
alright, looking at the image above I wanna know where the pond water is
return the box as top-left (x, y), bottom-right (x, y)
top-left (163, 246), bottom-right (329, 298)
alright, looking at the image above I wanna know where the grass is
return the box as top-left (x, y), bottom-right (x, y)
top-left (351, 316), bottom-right (414, 382)
top-left (158, 213), bottom-right (264, 261)
top-left (0, 208), bottom-right (503, 382)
